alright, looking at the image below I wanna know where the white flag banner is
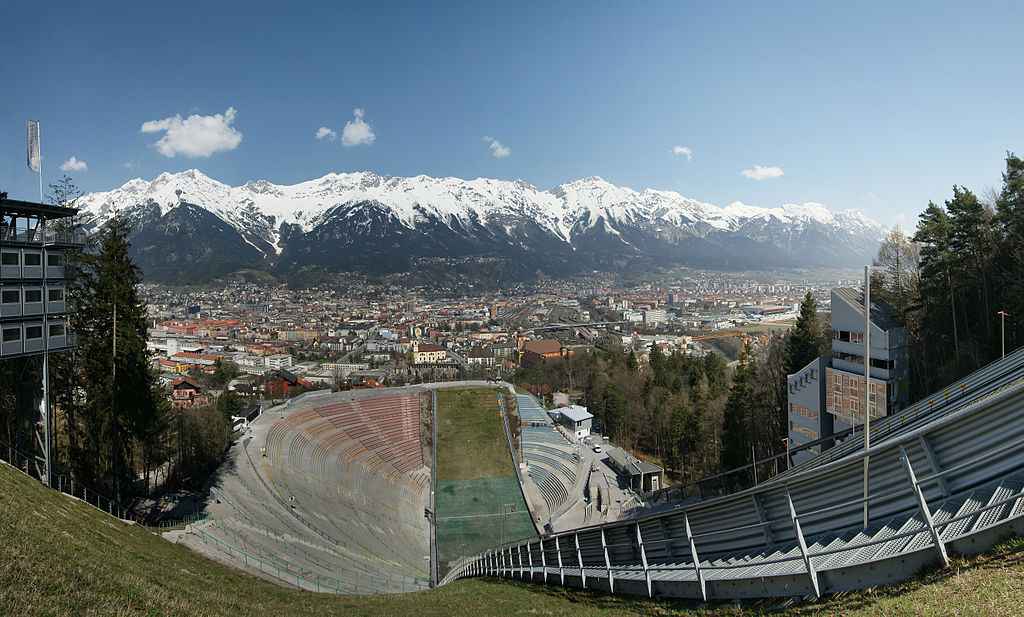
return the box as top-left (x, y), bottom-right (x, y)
top-left (27, 119), bottom-right (41, 174)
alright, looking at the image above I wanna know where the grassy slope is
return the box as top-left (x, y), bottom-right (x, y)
top-left (435, 387), bottom-right (507, 481)
top-left (4, 464), bottom-right (1024, 615)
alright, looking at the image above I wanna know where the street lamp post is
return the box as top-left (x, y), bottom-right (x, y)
top-left (998, 311), bottom-right (1011, 359)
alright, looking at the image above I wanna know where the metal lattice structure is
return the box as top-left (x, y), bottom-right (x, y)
top-left (442, 351), bottom-right (1024, 599)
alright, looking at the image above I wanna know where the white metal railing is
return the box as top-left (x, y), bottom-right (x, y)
top-left (0, 228), bottom-right (86, 246)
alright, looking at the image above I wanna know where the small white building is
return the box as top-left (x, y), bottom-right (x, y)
top-left (554, 405), bottom-right (594, 440)
top-left (265, 353), bottom-right (294, 370)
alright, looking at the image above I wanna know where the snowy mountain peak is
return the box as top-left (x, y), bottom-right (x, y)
top-left (74, 170), bottom-right (886, 282)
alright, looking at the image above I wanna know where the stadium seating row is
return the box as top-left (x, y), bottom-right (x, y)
top-left (191, 390), bottom-right (431, 594)
top-left (515, 393), bottom-right (581, 514)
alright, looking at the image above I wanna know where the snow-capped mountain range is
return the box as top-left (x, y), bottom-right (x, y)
top-left (75, 169), bottom-right (886, 283)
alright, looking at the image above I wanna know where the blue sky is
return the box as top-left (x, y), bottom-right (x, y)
top-left (2, 1), bottom-right (1022, 227)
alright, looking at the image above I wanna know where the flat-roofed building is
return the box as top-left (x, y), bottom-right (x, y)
top-left (553, 405), bottom-right (593, 440)
top-left (605, 446), bottom-right (664, 493)
top-left (787, 288), bottom-right (909, 464)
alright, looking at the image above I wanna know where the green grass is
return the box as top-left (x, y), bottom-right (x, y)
top-left (3, 461), bottom-right (1024, 615)
top-left (434, 386), bottom-right (534, 574)
top-left (435, 387), bottom-right (508, 481)
top-left (435, 477), bottom-right (535, 571)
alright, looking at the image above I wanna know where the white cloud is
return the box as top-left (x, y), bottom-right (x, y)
top-left (124, 159), bottom-right (138, 169)
top-left (141, 106), bottom-right (243, 158)
top-left (741, 164), bottom-right (784, 180)
top-left (315, 126), bottom-right (337, 141)
top-left (894, 212), bottom-right (907, 224)
top-left (341, 108), bottom-right (375, 147)
top-left (483, 136), bottom-right (510, 158)
top-left (670, 146), bottom-right (693, 161)
top-left (60, 156), bottom-right (87, 171)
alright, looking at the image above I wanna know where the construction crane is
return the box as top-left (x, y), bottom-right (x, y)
top-left (689, 330), bottom-right (746, 341)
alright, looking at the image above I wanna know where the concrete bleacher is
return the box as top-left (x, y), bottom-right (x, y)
top-left (515, 394), bottom-right (581, 514)
top-left (183, 388), bottom-right (432, 594)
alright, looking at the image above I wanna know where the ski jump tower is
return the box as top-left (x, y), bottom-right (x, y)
top-left (0, 195), bottom-right (83, 486)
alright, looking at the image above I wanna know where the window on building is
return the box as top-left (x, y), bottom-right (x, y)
top-left (47, 288), bottom-right (64, 302)
top-left (871, 357), bottom-right (895, 370)
top-left (48, 323), bottom-right (65, 337)
top-left (25, 326), bottom-right (42, 340)
top-left (24, 289), bottom-right (42, 303)
top-left (47, 253), bottom-right (62, 266)
top-left (2, 328), bottom-right (20, 342)
top-left (23, 253), bottom-right (41, 266)
top-left (1, 290), bottom-right (18, 304)
top-left (791, 423), bottom-right (819, 440)
top-left (791, 404), bottom-right (819, 421)
top-left (1, 252), bottom-right (18, 266)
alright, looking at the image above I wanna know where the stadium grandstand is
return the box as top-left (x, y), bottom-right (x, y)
top-left (180, 387), bottom-right (432, 593)
top-left (515, 393), bottom-right (583, 520)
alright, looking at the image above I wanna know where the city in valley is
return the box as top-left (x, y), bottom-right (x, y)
top-left (145, 271), bottom-right (856, 398)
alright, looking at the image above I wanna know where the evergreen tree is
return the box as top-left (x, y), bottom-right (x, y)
top-left (703, 351), bottom-right (729, 398)
top-left (785, 292), bottom-right (822, 376)
top-left (996, 153), bottom-right (1024, 353)
top-left (76, 214), bottom-right (167, 500)
top-left (649, 344), bottom-right (667, 388)
top-left (720, 341), bottom-right (754, 472)
top-left (913, 201), bottom-right (957, 390)
top-left (600, 381), bottom-right (628, 439)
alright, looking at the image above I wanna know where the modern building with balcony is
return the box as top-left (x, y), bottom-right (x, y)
top-left (1, 195), bottom-right (84, 483)
top-left (1, 197), bottom-right (83, 358)
top-left (787, 287), bottom-right (909, 464)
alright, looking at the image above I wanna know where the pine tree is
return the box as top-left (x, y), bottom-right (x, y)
top-left (649, 344), bottom-right (667, 388)
top-left (600, 381), bottom-right (628, 440)
top-left (76, 214), bottom-right (167, 500)
top-left (720, 340), bottom-right (754, 472)
top-left (785, 292), bottom-right (822, 376)
top-left (996, 153), bottom-right (1024, 353)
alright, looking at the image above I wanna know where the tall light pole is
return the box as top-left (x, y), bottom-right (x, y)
top-left (863, 265), bottom-right (872, 529)
top-left (998, 311), bottom-right (1011, 359)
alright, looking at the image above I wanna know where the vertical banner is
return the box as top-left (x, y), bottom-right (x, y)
top-left (27, 119), bottom-right (41, 174)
